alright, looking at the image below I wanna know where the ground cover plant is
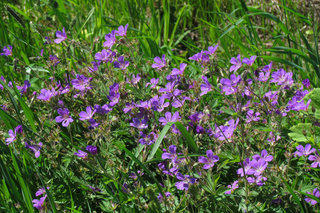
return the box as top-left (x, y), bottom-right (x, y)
top-left (1, 0), bottom-right (320, 212)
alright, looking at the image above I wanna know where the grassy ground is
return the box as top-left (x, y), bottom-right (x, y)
top-left (0, 0), bottom-right (319, 83)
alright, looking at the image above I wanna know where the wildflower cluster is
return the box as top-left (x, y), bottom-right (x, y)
top-left (1, 23), bottom-right (319, 212)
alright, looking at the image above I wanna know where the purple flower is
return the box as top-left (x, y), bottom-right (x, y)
top-left (189, 52), bottom-right (203, 62)
top-left (114, 24), bottom-right (128, 36)
top-left (305, 188), bottom-right (320, 205)
top-left (129, 170), bottom-right (144, 180)
top-left (150, 95), bottom-right (169, 112)
top-left (214, 118), bottom-right (239, 141)
top-left (159, 112), bottom-right (181, 134)
top-left (48, 55), bottom-right (60, 66)
top-left (95, 49), bottom-right (115, 63)
top-left (95, 104), bottom-right (112, 114)
top-left (295, 144), bottom-right (316, 157)
top-left (253, 150), bottom-right (273, 162)
top-left (17, 80), bottom-right (31, 95)
top-left (55, 108), bottom-right (73, 127)
top-left (86, 145), bottom-right (98, 155)
top-left (171, 63), bottom-right (187, 75)
top-left (172, 96), bottom-right (190, 108)
top-left (88, 185), bottom-right (101, 192)
top-left (270, 69), bottom-right (293, 87)
top-left (123, 102), bottom-right (136, 114)
top-left (262, 62), bottom-right (272, 72)
top-left (139, 131), bottom-right (158, 145)
top-left (264, 91), bottom-right (279, 106)
top-left (159, 82), bottom-right (176, 98)
top-left (308, 151), bottom-right (320, 168)
top-left (248, 159), bottom-right (268, 176)
top-left (146, 78), bottom-right (159, 88)
top-left (5, 125), bottom-right (23, 145)
top-left (25, 142), bottom-right (43, 158)
top-left (250, 176), bottom-right (268, 186)
top-left (71, 74), bottom-right (92, 91)
top-left (79, 106), bottom-right (96, 121)
top-left (175, 173), bottom-right (196, 191)
top-left (229, 54), bottom-right (242, 72)
top-left (189, 50), bottom-right (211, 65)
top-left (152, 54), bottom-right (166, 70)
top-left (242, 56), bottom-right (257, 66)
top-left (287, 96), bottom-right (311, 111)
top-left (225, 180), bottom-right (239, 194)
top-left (302, 79), bottom-right (310, 88)
top-left (220, 74), bottom-right (241, 95)
top-left (237, 158), bottom-right (252, 177)
top-left (35, 187), bottom-right (49, 197)
top-left (74, 150), bottom-right (87, 158)
top-left (32, 195), bottom-right (47, 210)
top-left (198, 150), bottom-right (219, 169)
top-left (88, 61), bottom-right (100, 73)
top-left (107, 91), bottom-right (120, 106)
top-left (206, 44), bottom-right (219, 55)
top-left (0, 45), bottom-right (12, 56)
top-left (130, 117), bottom-right (148, 129)
top-left (114, 56), bottom-right (129, 70)
top-left (54, 27), bottom-right (67, 44)
top-left (200, 76), bottom-right (212, 96)
top-left (129, 74), bottom-right (141, 85)
top-left (37, 88), bottom-right (56, 101)
top-left (246, 110), bottom-right (260, 123)
top-left (157, 192), bottom-right (171, 202)
top-left (258, 71), bottom-right (270, 82)
top-left (103, 31), bottom-right (116, 48)
top-left (162, 145), bottom-right (177, 160)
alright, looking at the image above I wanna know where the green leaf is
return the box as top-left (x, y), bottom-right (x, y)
top-left (174, 122), bottom-right (198, 153)
top-left (147, 122), bottom-right (174, 161)
top-left (304, 88), bottom-right (320, 109)
top-left (281, 177), bottom-right (305, 213)
top-left (288, 123), bottom-right (313, 142)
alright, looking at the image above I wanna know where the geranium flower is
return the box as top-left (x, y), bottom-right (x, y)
top-left (37, 88), bottom-right (56, 101)
top-left (152, 54), bottom-right (166, 70)
top-left (114, 56), bottom-right (129, 70)
top-left (86, 145), bottom-right (98, 155)
top-left (55, 108), bottom-right (73, 127)
top-left (114, 24), bottom-right (128, 36)
top-left (305, 188), bottom-right (320, 205)
top-left (225, 180), bottom-right (239, 194)
top-left (242, 55), bottom-right (257, 66)
top-left (71, 74), bottom-right (92, 91)
top-left (198, 150), bottom-right (219, 169)
top-left (32, 195), bottom-right (47, 210)
top-left (294, 144), bottom-right (316, 157)
top-left (25, 142), bottom-right (43, 158)
top-left (214, 118), bottom-right (239, 141)
top-left (200, 76), bottom-right (212, 96)
top-left (175, 173), bottom-right (196, 191)
top-left (171, 63), bottom-right (187, 75)
top-left (308, 150), bottom-right (320, 168)
top-left (229, 54), bottom-right (242, 72)
top-left (95, 49), bottom-right (115, 63)
top-left (130, 117), bottom-right (148, 129)
top-left (74, 150), bottom-right (87, 158)
top-left (103, 31), bottom-right (116, 48)
top-left (54, 27), bottom-right (67, 44)
top-left (0, 45), bottom-right (12, 56)
top-left (5, 125), bottom-right (23, 145)
top-left (79, 106), bottom-right (96, 121)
